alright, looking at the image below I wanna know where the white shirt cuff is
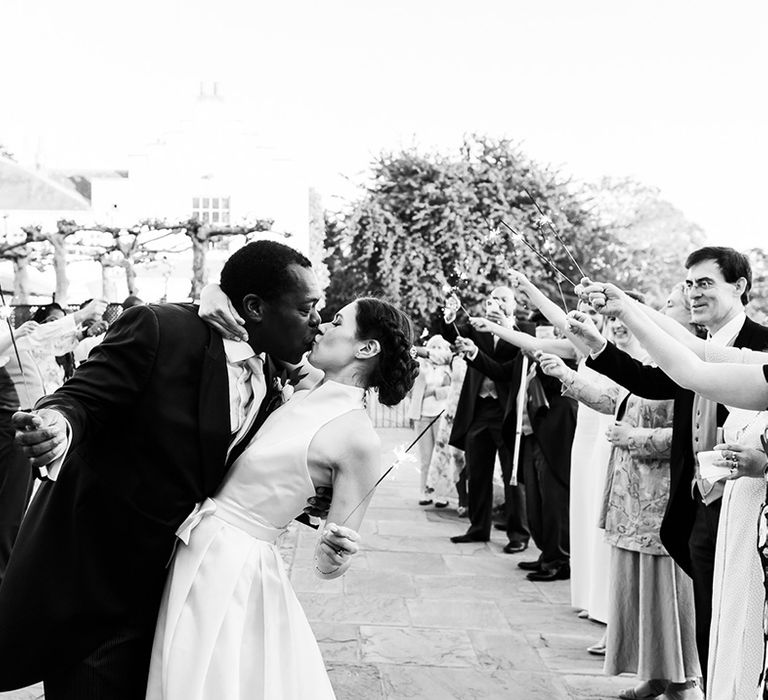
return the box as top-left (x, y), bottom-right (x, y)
top-left (589, 338), bottom-right (608, 360)
top-left (467, 347), bottom-right (479, 361)
top-left (40, 416), bottom-right (72, 482)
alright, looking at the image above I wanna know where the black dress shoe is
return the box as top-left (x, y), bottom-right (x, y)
top-left (526, 563), bottom-right (570, 582)
top-left (450, 533), bottom-right (487, 544)
top-left (493, 523), bottom-right (506, 531)
top-left (517, 559), bottom-right (542, 571)
top-left (503, 541), bottom-right (528, 554)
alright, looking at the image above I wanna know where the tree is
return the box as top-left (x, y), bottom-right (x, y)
top-left (180, 218), bottom-right (274, 300)
top-left (583, 177), bottom-right (706, 304)
top-left (324, 135), bottom-right (611, 331)
top-left (0, 231), bottom-right (37, 303)
top-left (745, 247), bottom-right (768, 325)
top-left (308, 188), bottom-right (330, 306)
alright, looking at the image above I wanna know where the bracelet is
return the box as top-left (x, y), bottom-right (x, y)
top-left (313, 554), bottom-right (342, 576)
top-left (314, 563), bottom-right (342, 575)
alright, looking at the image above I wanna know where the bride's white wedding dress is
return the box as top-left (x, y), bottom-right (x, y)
top-left (146, 380), bottom-right (366, 700)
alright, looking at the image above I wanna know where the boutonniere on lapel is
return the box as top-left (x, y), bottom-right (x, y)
top-left (272, 365), bottom-right (308, 405)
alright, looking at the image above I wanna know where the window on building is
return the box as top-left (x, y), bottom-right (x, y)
top-left (192, 196), bottom-right (231, 226)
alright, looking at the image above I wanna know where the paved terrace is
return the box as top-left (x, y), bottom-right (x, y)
top-left (2, 428), bottom-right (629, 700)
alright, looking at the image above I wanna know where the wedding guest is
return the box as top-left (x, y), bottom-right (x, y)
top-left (442, 287), bottom-right (530, 553)
top-left (539, 307), bottom-right (701, 700)
top-left (579, 246), bottom-right (768, 682)
top-left (425, 354), bottom-right (467, 509)
top-left (0, 300), bottom-right (104, 580)
top-left (408, 335), bottom-right (452, 505)
top-left (73, 299), bottom-right (109, 367)
top-left (30, 304), bottom-right (75, 392)
top-left (574, 279), bottom-right (768, 696)
top-left (458, 315), bottom-right (577, 579)
top-left (470, 273), bottom-right (610, 590)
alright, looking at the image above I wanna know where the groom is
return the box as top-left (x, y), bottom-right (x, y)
top-left (0, 241), bottom-right (323, 699)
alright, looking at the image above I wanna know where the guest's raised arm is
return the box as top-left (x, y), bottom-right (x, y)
top-left (468, 316), bottom-right (576, 359)
top-left (567, 290), bottom-right (768, 410)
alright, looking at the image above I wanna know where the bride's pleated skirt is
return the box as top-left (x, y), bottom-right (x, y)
top-left (145, 514), bottom-right (336, 700)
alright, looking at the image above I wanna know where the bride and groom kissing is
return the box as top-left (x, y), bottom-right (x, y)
top-left (0, 240), bottom-right (419, 700)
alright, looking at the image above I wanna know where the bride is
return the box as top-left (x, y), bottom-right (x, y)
top-left (145, 292), bottom-right (418, 700)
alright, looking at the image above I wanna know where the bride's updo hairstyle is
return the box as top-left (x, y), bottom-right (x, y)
top-left (354, 298), bottom-right (419, 406)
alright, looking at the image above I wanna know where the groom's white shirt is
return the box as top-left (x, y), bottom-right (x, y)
top-left (44, 337), bottom-right (267, 482)
top-left (223, 339), bottom-right (266, 454)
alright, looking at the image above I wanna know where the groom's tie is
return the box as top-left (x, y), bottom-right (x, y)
top-left (227, 355), bottom-right (266, 461)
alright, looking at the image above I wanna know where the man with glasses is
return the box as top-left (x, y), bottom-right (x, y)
top-left (585, 246), bottom-right (768, 682)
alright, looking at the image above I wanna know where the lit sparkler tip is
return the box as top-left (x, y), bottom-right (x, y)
top-left (535, 215), bottom-right (552, 229)
top-left (392, 444), bottom-right (418, 466)
top-left (441, 283), bottom-right (453, 294)
top-left (483, 227), bottom-right (500, 244)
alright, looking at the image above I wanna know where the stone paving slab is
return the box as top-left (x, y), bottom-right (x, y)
top-left (0, 428), bottom-right (632, 699)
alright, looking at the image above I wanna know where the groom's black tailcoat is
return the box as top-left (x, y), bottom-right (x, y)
top-left (0, 303), bottom-right (277, 691)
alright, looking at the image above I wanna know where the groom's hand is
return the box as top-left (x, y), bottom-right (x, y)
top-left (13, 408), bottom-right (68, 469)
top-left (304, 485), bottom-right (333, 519)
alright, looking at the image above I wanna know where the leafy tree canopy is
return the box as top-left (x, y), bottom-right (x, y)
top-left (324, 135), bottom-right (614, 331)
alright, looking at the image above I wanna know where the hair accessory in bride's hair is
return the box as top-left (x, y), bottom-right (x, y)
top-left (409, 346), bottom-right (418, 360)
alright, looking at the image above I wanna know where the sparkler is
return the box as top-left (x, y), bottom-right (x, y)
top-left (497, 219), bottom-right (577, 287)
top-left (340, 410), bottom-right (444, 526)
top-left (521, 187), bottom-right (587, 280)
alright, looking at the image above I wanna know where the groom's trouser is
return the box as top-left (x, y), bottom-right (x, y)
top-left (44, 626), bottom-right (154, 700)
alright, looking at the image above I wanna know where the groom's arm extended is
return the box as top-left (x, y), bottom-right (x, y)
top-left (15, 306), bottom-right (160, 467)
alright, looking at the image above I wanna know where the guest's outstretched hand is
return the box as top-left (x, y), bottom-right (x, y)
top-left (576, 278), bottom-right (630, 318)
top-left (565, 310), bottom-right (606, 353)
top-left (536, 352), bottom-right (569, 381)
top-left (469, 316), bottom-right (495, 333)
top-left (199, 283), bottom-right (248, 342)
top-left (13, 320), bottom-right (39, 340)
top-left (507, 269), bottom-right (531, 290)
top-left (453, 336), bottom-right (477, 358)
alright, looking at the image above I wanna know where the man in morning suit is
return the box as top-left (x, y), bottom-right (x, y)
top-left (0, 241), bottom-right (323, 700)
top-left (584, 246), bottom-right (768, 679)
top-left (442, 286), bottom-right (530, 552)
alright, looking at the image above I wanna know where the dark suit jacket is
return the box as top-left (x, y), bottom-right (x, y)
top-left (442, 323), bottom-right (521, 450)
top-left (468, 350), bottom-right (578, 486)
top-left (586, 315), bottom-right (768, 575)
top-left (0, 304), bottom-right (282, 689)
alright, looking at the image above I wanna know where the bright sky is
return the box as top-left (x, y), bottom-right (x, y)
top-left (1, 0), bottom-right (766, 247)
